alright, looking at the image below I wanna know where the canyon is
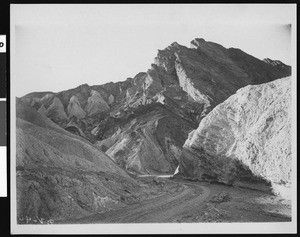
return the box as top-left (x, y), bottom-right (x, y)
top-left (16, 38), bottom-right (292, 224)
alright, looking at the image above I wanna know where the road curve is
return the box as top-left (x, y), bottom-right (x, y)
top-left (62, 177), bottom-right (211, 224)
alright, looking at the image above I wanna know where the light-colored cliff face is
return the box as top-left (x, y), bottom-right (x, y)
top-left (175, 57), bottom-right (211, 108)
top-left (67, 95), bottom-right (86, 119)
top-left (40, 93), bottom-right (54, 102)
top-left (181, 77), bottom-right (292, 199)
top-left (85, 90), bottom-right (110, 116)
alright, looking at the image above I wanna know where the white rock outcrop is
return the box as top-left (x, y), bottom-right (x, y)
top-left (40, 93), bottom-right (54, 102)
top-left (183, 77), bottom-right (292, 198)
top-left (175, 55), bottom-right (211, 107)
top-left (263, 58), bottom-right (285, 67)
top-left (154, 92), bottom-right (166, 105)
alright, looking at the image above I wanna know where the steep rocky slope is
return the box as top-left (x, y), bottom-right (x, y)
top-left (67, 95), bottom-right (86, 119)
top-left (85, 90), bottom-right (110, 116)
top-left (20, 38), bottom-right (291, 175)
top-left (44, 97), bottom-right (68, 124)
top-left (16, 99), bottom-right (140, 222)
top-left (96, 103), bottom-right (196, 174)
top-left (177, 77), bottom-right (292, 199)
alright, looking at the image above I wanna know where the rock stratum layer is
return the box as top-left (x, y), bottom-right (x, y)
top-left (178, 77), bottom-right (292, 199)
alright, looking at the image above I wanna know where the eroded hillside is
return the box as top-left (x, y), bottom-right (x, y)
top-left (20, 38), bottom-right (291, 176)
top-left (16, 99), bottom-right (141, 221)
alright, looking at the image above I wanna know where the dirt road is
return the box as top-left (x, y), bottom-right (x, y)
top-left (96, 179), bottom-right (211, 223)
top-left (59, 177), bottom-right (291, 224)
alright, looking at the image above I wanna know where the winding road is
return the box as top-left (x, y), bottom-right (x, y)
top-left (64, 177), bottom-right (211, 224)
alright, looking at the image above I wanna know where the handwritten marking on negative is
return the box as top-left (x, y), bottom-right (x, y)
top-left (18, 215), bottom-right (54, 224)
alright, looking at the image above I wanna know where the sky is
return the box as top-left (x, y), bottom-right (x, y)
top-left (11, 4), bottom-right (295, 97)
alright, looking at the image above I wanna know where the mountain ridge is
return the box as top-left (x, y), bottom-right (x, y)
top-left (18, 37), bottom-right (292, 179)
top-left (21, 38), bottom-right (291, 101)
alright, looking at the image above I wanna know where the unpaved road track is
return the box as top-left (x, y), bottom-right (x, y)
top-left (61, 178), bottom-right (211, 223)
top-left (59, 177), bottom-right (291, 224)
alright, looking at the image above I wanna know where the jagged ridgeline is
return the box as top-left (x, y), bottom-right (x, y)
top-left (20, 38), bottom-right (291, 176)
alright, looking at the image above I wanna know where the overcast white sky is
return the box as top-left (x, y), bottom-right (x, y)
top-left (11, 4), bottom-right (295, 97)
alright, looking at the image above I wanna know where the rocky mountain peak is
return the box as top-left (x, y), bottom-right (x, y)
top-left (39, 93), bottom-right (55, 108)
top-left (170, 41), bottom-right (180, 47)
top-left (190, 38), bottom-right (206, 48)
top-left (70, 83), bottom-right (91, 96)
top-left (40, 93), bottom-right (54, 102)
top-left (263, 58), bottom-right (286, 67)
top-left (79, 83), bottom-right (90, 88)
top-left (85, 89), bottom-right (110, 116)
top-left (90, 89), bottom-right (100, 97)
top-left (69, 95), bottom-right (79, 103)
top-left (67, 95), bottom-right (86, 119)
top-left (45, 96), bottom-right (68, 123)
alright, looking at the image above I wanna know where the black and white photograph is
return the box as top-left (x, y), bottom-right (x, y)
top-left (10, 4), bottom-right (297, 234)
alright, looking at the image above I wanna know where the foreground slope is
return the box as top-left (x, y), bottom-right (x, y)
top-left (16, 99), bottom-right (140, 222)
top-left (177, 77), bottom-right (292, 198)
